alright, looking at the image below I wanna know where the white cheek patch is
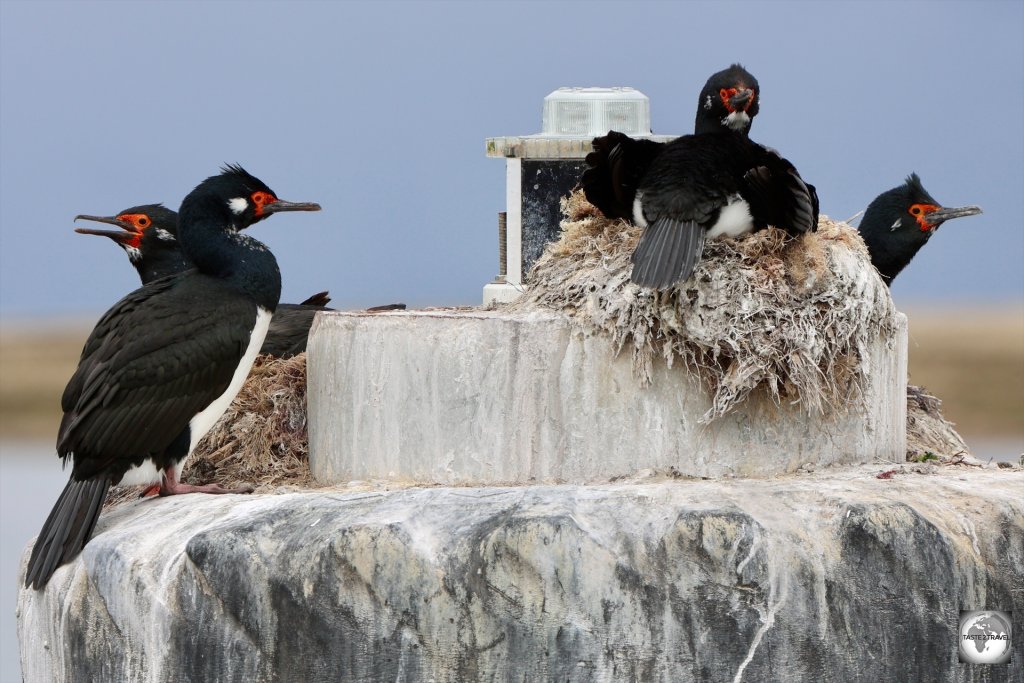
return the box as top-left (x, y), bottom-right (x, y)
top-left (228, 197), bottom-right (248, 214)
top-left (155, 228), bottom-right (175, 241)
top-left (704, 95), bottom-right (713, 111)
top-left (890, 219), bottom-right (902, 231)
top-left (722, 110), bottom-right (751, 130)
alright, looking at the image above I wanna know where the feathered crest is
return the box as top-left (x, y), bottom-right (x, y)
top-left (903, 173), bottom-right (938, 205)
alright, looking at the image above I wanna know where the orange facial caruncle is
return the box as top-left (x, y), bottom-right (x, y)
top-left (908, 203), bottom-right (940, 231)
top-left (114, 213), bottom-right (151, 247)
top-left (719, 86), bottom-right (755, 113)
top-left (250, 191), bottom-right (278, 217)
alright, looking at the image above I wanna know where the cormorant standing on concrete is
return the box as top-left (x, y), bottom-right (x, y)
top-left (25, 165), bottom-right (320, 588)
top-left (857, 173), bottom-right (982, 285)
top-left (75, 204), bottom-right (334, 358)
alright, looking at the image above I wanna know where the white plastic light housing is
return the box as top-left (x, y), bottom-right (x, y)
top-left (540, 87), bottom-right (652, 137)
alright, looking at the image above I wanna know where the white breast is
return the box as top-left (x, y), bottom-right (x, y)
top-left (187, 306), bottom-right (272, 455)
top-left (632, 192), bottom-right (648, 228)
top-left (706, 195), bottom-right (754, 239)
top-left (117, 307), bottom-right (272, 486)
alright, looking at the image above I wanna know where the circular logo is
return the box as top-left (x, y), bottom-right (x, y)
top-left (959, 611), bottom-right (1012, 664)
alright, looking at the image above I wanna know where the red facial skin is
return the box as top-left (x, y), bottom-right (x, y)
top-left (719, 86), bottom-right (756, 113)
top-left (908, 203), bottom-right (941, 232)
top-left (114, 213), bottom-right (153, 248)
top-left (250, 191), bottom-right (278, 217)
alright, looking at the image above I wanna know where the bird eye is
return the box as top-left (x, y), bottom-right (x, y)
top-left (138, 216), bottom-right (149, 227)
top-left (910, 206), bottom-right (922, 216)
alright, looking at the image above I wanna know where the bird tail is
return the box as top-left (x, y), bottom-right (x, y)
top-left (631, 218), bottom-right (706, 289)
top-left (25, 477), bottom-right (110, 589)
top-left (299, 290), bottom-right (332, 307)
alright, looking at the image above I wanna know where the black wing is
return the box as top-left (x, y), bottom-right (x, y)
top-left (742, 147), bottom-right (818, 236)
top-left (58, 273), bottom-right (259, 481)
top-left (582, 131), bottom-right (665, 221)
top-left (261, 305), bottom-right (321, 358)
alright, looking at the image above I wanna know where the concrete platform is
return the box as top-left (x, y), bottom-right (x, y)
top-left (307, 310), bottom-right (907, 485)
top-left (19, 467), bottom-right (1024, 683)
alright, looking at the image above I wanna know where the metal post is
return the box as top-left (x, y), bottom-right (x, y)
top-left (497, 211), bottom-right (507, 280)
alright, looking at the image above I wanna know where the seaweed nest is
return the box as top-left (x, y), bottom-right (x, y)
top-left (508, 190), bottom-right (900, 422)
top-left (105, 353), bottom-right (315, 508)
top-left (905, 384), bottom-right (971, 462)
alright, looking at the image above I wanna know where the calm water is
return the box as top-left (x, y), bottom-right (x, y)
top-left (1, 437), bottom-right (1020, 682)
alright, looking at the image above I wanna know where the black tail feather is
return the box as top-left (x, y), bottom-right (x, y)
top-left (631, 218), bottom-right (706, 289)
top-left (365, 303), bottom-right (407, 312)
top-left (25, 477), bottom-right (111, 589)
top-left (299, 291), bottom-right (332, 307)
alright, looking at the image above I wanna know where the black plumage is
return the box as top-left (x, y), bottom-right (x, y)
top-left (583, 64), bottom-right (761, 222)
top-left (631, 132), bottom-right (817, 288)
top-left (76, 204), bottom-right (334, 359)
top-left (583, 64), bottom-right (817, 289)
top-left (26, 165), bottom-right (320, 588)
top-left (857, 173), bottom-right (982, 286)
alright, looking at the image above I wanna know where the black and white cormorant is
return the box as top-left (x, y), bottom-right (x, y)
top-left (25, 165), bottom-right (320, 589)
top-left (74, 204), bottom-right (333, 358)
top-left (583, 64), bottom-right (817, 289)
top-left (857, 173), bottom-right (982, 286)
top-left (582, 64), bottom-right (761, 222)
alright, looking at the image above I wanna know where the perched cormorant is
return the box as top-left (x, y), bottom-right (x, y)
top-left (25, 165), bottom-right (320, 588)
top-left (583, 65), bottom-right (817, 288)
top-left (75, 204), bottom-right (333, 358)
top-left (857, 173), bottom-right (982, 285)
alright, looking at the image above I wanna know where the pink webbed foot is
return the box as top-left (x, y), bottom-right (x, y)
top-left (139, 484), bottom-right (161, 498)
top-left (157, 465), bottom-right (254, 496)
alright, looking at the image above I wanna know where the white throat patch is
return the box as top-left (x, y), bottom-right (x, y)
top-left (723, 110), bottom-right (751, 130)
top-left (228, 197), bottom-right (249, 215)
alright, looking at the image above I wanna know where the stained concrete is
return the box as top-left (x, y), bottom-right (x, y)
top-left (18, 467), bottom-right (1023, 683)
top-left (307, 310), bottom-right (908, 485)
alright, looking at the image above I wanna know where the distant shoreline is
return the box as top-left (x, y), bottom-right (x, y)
top-left (2, 307), bottom-right (1022, 442)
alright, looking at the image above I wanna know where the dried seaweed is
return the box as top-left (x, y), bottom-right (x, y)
top-left (105, 353), bottom-right (315, 508)
top-left (509, 190), bottom-right (901, 422)
top-left (905, 384), bottom-right (971, 461)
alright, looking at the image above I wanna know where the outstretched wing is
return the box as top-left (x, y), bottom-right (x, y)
top-left (582, 131), bottom-right (665, 221)
top-left (742, 147), bottom-right (818, 236)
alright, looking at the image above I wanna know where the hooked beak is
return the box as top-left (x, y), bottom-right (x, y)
top-left (928, 205), bottom-right (983, 227)
top-left (74, 214), bottom-right (138, 245)
top-left (729, 88), bottom-right (754, 112)
top-left (261, 199), bottom-right (322, 216)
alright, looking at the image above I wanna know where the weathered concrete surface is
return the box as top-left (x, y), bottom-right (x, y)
top-left (19, 467), bottom-right (1022, 683)
top-left (308, 311), bottom-right (907, 484)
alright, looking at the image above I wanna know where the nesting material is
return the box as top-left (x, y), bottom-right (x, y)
top-left (105, 353), bottom-right (315, 508)
top-left (509, 190), bottom-right (900, 422)
top-left (905, 384), bottom-right (971, 461)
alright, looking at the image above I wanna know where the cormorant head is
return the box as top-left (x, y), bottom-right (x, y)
top-left (858, 173), bottom-right (982, 285)
top-left (695, 64), bottom-right (760, 135)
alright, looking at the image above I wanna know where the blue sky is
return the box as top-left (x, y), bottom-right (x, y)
top-left (1, 0), bottom-right (1022, 320)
